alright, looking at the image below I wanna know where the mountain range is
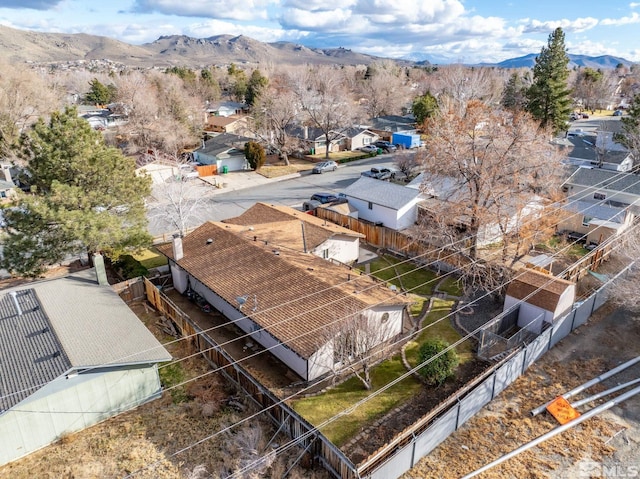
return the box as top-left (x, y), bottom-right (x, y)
top-left (0, 24), bottom-right (633, 70)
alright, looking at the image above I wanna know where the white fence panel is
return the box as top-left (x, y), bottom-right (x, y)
top-left (368, 441), bottom-right (414, 479)
top-left (550, 313), bottom-right (573, 348)
top-left (457, 376), bottom-right (494, 427)
top-left (493, 350), bottom-right (526, 397)
top-left (413, 406), bottom-right (460, 460)
top-left (523, 328), bottom-right (551, 370)
top-left (573, 296), bottom-right (595, 329)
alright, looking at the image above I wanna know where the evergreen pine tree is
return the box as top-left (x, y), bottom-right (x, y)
top-left (619, 93), bottom-right (640, 166)
top-left (526, 27), bottom-right (572, 133)
top-left (1, 107), bottom-right (151, 277)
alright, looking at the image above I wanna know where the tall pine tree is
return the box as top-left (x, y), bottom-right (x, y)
top-left (618, 93), bottom-right (640, 167)
top-left (526, 28), bottom-right (572, 134)
top-left (1, 107), bottom-right (151, 277)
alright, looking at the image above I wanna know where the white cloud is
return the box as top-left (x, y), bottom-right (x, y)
top-left (0, 0), bottom-right (62, 9)
top-left (522, 17), bottom-right (599, 34)
top-left (600, 12), bottom-right (640, 26)
top-left (282, 0), bottom-right (356, 9)
top-left (131, 0), bottom-right (273, 21)
top-left (280, 7), bottom-right (354, 30)
top-left (630, 2), bottom-right (640, 8)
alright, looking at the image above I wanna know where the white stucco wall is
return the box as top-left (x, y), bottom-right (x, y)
top-left (0, 365), bottom-right (162, 466)
top-left (347, 197), bottom-right (396, 227)
top-left (307, 306), bottom-right (404, 381)
top-left (553, 285), bottom-right (576, 318)
top-left (312, 236), bottom-right (360, 264)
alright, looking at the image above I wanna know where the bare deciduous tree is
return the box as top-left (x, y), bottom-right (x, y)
top-left (292, 66), bottom-right (359, 159)
top-left (314, 306), bottom-right (398, 390)
top-left (143, 152), bottom-right (212, 236)
top-left (418, 100), bottom-right (563, 291)
top-left (0, 61), bottom-right (63, 157)
top-left (251, 75), bottom-right (301, 165)
top-left (359, 61), bottom-right (411, 118)
top-left (115, 71), bottom-right (203, 156)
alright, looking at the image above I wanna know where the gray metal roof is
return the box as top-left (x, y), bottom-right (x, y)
top-left (344, 176), bottom-right (420, 210)
top-left (0, 289), bottom-right (71, 412)
top-left (565, 168), bottom-right (640, 196)
top-left (0, 269), bottom-right (171, 411)
top-left (563, 200), bottom-right (627, 223)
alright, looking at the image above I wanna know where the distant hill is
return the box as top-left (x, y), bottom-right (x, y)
top-left (493, 53), bottom-right (633, 69)
top-left (0, 24), bottom-right (633, 70)
top-left (0, 25), bottom-right (391, 68)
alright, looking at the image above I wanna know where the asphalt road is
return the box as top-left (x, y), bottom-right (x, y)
top-left (147, 155), bottom-right (400, 237)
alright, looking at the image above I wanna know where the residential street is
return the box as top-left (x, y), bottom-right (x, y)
top-left (146, 156), bottom-right (399, 237)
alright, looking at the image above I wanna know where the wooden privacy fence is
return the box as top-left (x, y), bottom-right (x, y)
top-left (196, 164), bottom-right (217, 176)
top-left (561, 241), bottom-right (612, 283)
top-left (315, 208), bottom-right (468, 267)
top-left (140, 277), bottom-right (359, 479)
top-left (111, 277), bottom-right (146, 303)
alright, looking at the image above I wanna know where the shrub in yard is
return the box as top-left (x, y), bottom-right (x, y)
top-left (244, 141), bottom-right (266, 170)
top-left (159, 362), bottom-right (189, 403)
top-left (418, 338), bottom-right (459, 386)
top-left (112, 254), bottom-right (148, 279)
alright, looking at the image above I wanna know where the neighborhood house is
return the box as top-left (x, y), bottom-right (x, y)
top-left (0, 267), bottom-right (172, 466)
top-left (157, 222), bottom-right (408, 382)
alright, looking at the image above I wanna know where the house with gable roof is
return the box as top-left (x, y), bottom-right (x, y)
top-left (559, 167), bottom-right (640, 244)
top-left (0, 268), bottom-right (171, 466)
top-left (193, 133), bottom-right (251, 172)
top-left (503, 269), bottom-right (576, 334)
top-left (157, 223), bottom-right (408, 382)
top-left (222, 202), bottom-right (364, 264)
top-left (343, 176), bottom-right (422, 230)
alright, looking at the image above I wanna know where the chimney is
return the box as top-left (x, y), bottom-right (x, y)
top-left (303, 126), bottom-right (308, 140)
top-left (172, 234), bottom-right (184, 261)
top-left (9, 291), bottom-right (22, 316)
top-left (93, 253), bottom-right (109, 286)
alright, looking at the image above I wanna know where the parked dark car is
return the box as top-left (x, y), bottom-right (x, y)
top-left (374, 140), bottom-right (397, 153)
top-left (312, 160), bottom-right (338, 174)
top-left (361, 167), bottom-right (394, 180)
top-left (302, 192), bottom-right (344, 211)
top-left (613, 110), bottom-right (623, 116)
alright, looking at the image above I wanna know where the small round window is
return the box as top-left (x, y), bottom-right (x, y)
top-left (381, 313), bottom-right (390, 324)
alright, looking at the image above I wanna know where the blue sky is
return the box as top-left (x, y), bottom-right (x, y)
top-left (0, 0), bottom-right (638, 63)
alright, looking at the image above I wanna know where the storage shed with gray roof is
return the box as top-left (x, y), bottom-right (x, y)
top-left (0, 269), bottom-right (171, 466)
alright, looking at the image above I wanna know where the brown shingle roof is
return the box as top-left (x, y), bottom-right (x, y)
top-left (222, 203), bottom-right (362, 252)
top-left (157, 222), bottom-right (405, 359)
top-left (506, 269), bottom-right (575, 311)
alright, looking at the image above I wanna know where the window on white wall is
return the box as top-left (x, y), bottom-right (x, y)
top-left (368, 201), bottom-right (373, 210)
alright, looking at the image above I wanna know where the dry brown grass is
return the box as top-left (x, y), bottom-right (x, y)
top-left (0, 301), bottom-right (328, 479)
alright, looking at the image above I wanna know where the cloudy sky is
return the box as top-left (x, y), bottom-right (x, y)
top-left (1, 0), bottom-right (639, 63)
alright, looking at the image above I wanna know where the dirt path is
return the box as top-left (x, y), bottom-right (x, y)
top-left (403, 302), bottom-right (640, 478)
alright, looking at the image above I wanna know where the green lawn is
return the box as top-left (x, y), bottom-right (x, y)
top-left (133, 247), bottom-right (167, 269)
top-left (291, 356), bottom-right (421, 446)
top-left (405, 298), bottom-right (474, 366)
top-left (359, 256), bottom-right (439, 296)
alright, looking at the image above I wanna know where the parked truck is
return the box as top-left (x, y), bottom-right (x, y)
top-left (392, 132), bottom-right (421, 149)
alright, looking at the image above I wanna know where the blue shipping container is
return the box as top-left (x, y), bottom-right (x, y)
top-left (392, 132), bottom-right (421, 149)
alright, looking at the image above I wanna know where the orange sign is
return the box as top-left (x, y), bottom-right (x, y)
top-left (546, 396), bottom-right (581, 425)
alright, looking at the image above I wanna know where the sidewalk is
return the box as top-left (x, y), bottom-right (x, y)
top-left (199, 170), bottom-right (303, 194)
